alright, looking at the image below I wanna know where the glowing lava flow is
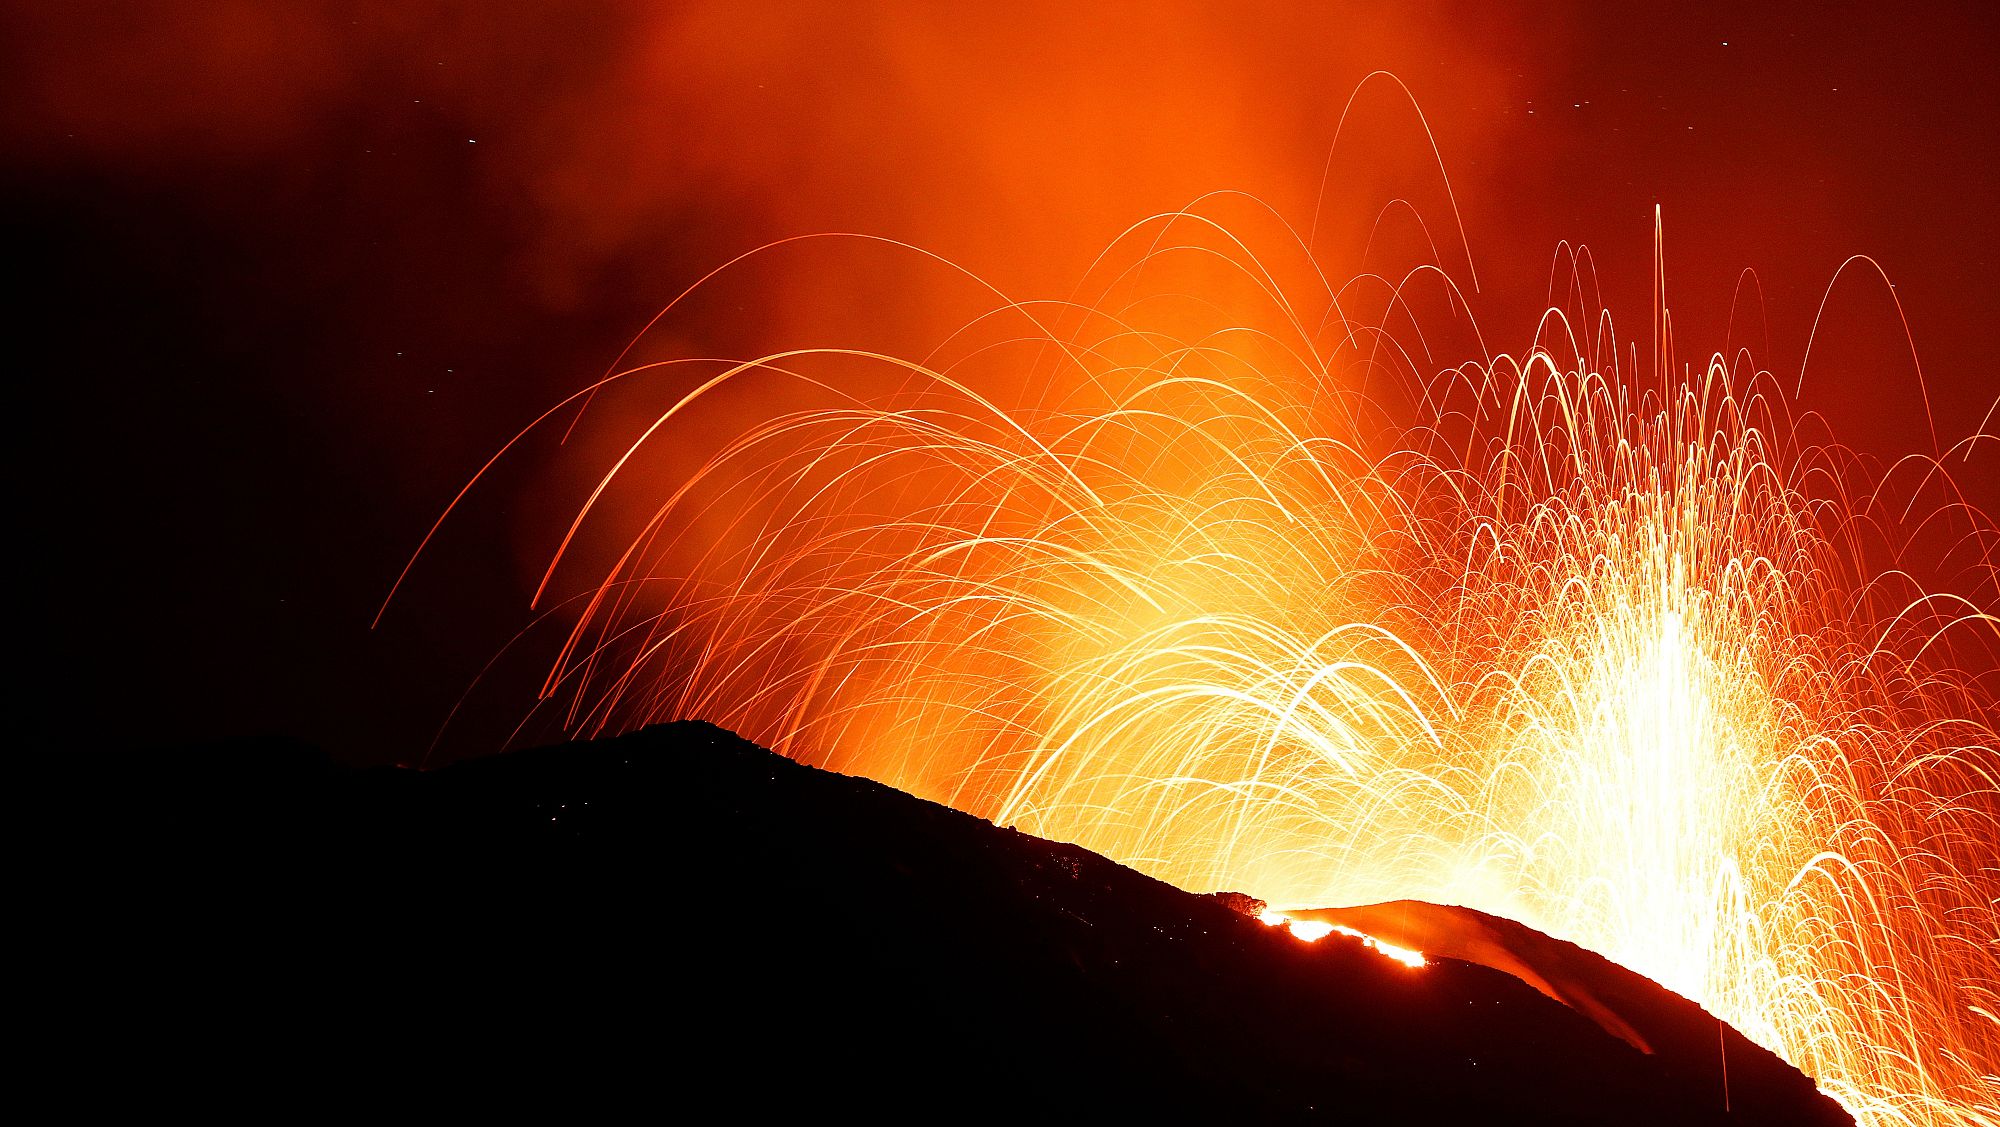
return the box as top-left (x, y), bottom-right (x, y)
top-left (396, 193), bottom-right (1999, 1124)
top-left (1260, 909), bottom-right (1427, 968)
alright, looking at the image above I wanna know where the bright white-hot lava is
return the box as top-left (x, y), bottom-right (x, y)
top-left (1260, 909), bottom-right (1427, 968)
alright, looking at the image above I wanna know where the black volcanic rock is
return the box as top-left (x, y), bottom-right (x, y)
top-left (1295, 900), bottom-right (1845, 1124)
top-left (46, 722), bottom-right (1852, 1123)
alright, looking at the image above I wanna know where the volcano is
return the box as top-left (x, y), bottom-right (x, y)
top-left (48, 721), bottom-right (1852, 1122)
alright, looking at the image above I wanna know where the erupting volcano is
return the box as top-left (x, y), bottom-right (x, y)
top-left (385, 79), bottom-right (1998, 1125)
top-left (18, 6), bottom-right (1995, 1123)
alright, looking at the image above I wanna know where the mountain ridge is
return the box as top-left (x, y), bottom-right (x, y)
top-left (37, 721), bottom-right (1852, 1123)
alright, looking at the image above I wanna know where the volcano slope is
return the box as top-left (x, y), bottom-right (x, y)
top-left (51, 721), bottom-right (1851, 1123)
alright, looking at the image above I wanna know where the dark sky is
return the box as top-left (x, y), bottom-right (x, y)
top-left (10, 2), bottom-right (1995, 765)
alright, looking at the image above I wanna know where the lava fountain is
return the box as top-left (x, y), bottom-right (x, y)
top-left (387, 134), bottom-right (1999, 1124)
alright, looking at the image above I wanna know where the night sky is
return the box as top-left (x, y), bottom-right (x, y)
top-left (11, 2), bottom-right (1995, 766)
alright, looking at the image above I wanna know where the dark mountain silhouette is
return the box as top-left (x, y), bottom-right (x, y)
top-left (42, 721), bottom-right (1852, 1123)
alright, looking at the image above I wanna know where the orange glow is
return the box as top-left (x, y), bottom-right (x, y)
top-left (1331, 925), bottom-right (1427, 969)
top-left (399, 80), bottom-right (1998, 1127)
top-left (1263, 909), bottom-right (1428, 968)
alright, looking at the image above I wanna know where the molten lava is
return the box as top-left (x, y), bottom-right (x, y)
top-left (1260, 909), bottom-right (1427, 969)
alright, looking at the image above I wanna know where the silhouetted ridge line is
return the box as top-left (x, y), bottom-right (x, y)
top-left (42, 722), bottom-right (1851, 1123)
